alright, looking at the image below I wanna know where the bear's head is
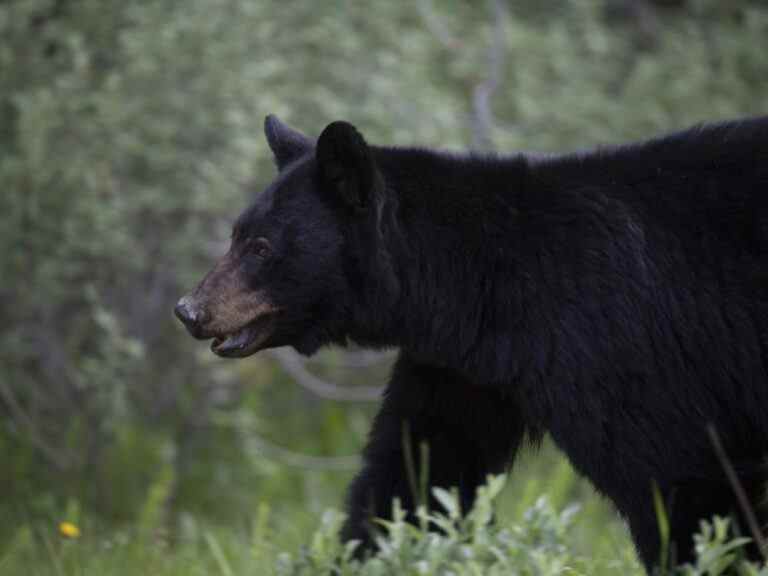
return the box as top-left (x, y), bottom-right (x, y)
top-left (174, 116), bottom-right (400, 358)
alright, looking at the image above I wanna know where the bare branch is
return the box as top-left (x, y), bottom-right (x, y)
top-left (213, 416), bottom-right (360, 471)
top-left (245, 432), bottom-right (360, 471)
top-left (471, 0), bottom-right (509, 151)
top-left (267, 347), bottom-right (385, 402)
top-left (305, 349), bottom-right (396, 369)
top-left (417, 0), bottom-right (461, 50)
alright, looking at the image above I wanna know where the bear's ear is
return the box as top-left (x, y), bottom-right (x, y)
top-left (264, 114), bottom-right (313, 170)
top-left (316, 121), bottom-right (376, 213)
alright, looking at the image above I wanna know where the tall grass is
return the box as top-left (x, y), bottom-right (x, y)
top-left (2, 474), bottom-right (764, 576)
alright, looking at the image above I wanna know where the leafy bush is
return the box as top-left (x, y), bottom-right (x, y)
top-left (3, 0), bottom-right (768, 571)
top-left (279, 476), bottom-right (600, 576)
top-left (5, 475), bottom-right (768, 576)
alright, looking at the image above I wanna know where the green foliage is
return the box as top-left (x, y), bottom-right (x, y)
top-left (2, 0), bottom-right (768, 571)
top-left (4, 476), bottom-right (768, 576)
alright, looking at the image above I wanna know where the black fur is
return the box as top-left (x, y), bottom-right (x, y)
top-left (221, 117), bottom-right (768, 569)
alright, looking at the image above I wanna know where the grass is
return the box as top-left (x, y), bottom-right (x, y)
top-left (1, 446), bottom-right (765, 575)
top-left (0, 476), bottom-right (639, 576)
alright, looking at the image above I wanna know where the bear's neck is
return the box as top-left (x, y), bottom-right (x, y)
top-left (353, 144), bottom-right (648, 387)
top-left (368, 147), bottom-right (532, 376)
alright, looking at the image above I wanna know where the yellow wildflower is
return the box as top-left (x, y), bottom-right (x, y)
top-left (59, 521), bottom-right (81, 539)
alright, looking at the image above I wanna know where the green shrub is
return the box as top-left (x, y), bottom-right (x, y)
top-left (6, 475), bottom-right (767, 576)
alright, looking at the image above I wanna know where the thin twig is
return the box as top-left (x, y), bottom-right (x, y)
top-left (268, 347), bottom-right (384, 402)
top-left (471, 0), bottom-right (508, 151)
top-left (416, 0), bottom-right (461, 50)
top-left (707, 423), bottom-right (768, 561)
top-left (245, 432), bottom-right (360, 471)
top-left (304, 349), bottom-right (396, 369)
top-left (213, 417), bottom-right (360, 471)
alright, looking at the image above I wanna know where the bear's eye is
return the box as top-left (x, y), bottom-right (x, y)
top-left (249, 237), bottom-right (272, 259)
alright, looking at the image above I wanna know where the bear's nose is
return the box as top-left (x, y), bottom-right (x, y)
top-left (174, 296), bottom-right (206, 336)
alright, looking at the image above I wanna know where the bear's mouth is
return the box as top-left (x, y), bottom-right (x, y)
top-left (211, 314), bottom-right (277, 358)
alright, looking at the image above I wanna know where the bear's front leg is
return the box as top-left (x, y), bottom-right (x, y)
top-left (341, 352), bottom-right (525, 552)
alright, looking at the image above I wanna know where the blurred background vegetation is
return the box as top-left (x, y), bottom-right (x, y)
top-left (2, 0), bottom-right (768, 572)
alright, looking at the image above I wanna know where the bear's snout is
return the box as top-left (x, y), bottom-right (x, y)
top-left (174, 295), bottom-right (209, 338)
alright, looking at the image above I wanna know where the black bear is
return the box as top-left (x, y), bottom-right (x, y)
top-left (175, 114), bottom-right (768, 569)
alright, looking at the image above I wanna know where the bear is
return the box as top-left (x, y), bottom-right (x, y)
top-left (175, 114), bottom-right (768, 570)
